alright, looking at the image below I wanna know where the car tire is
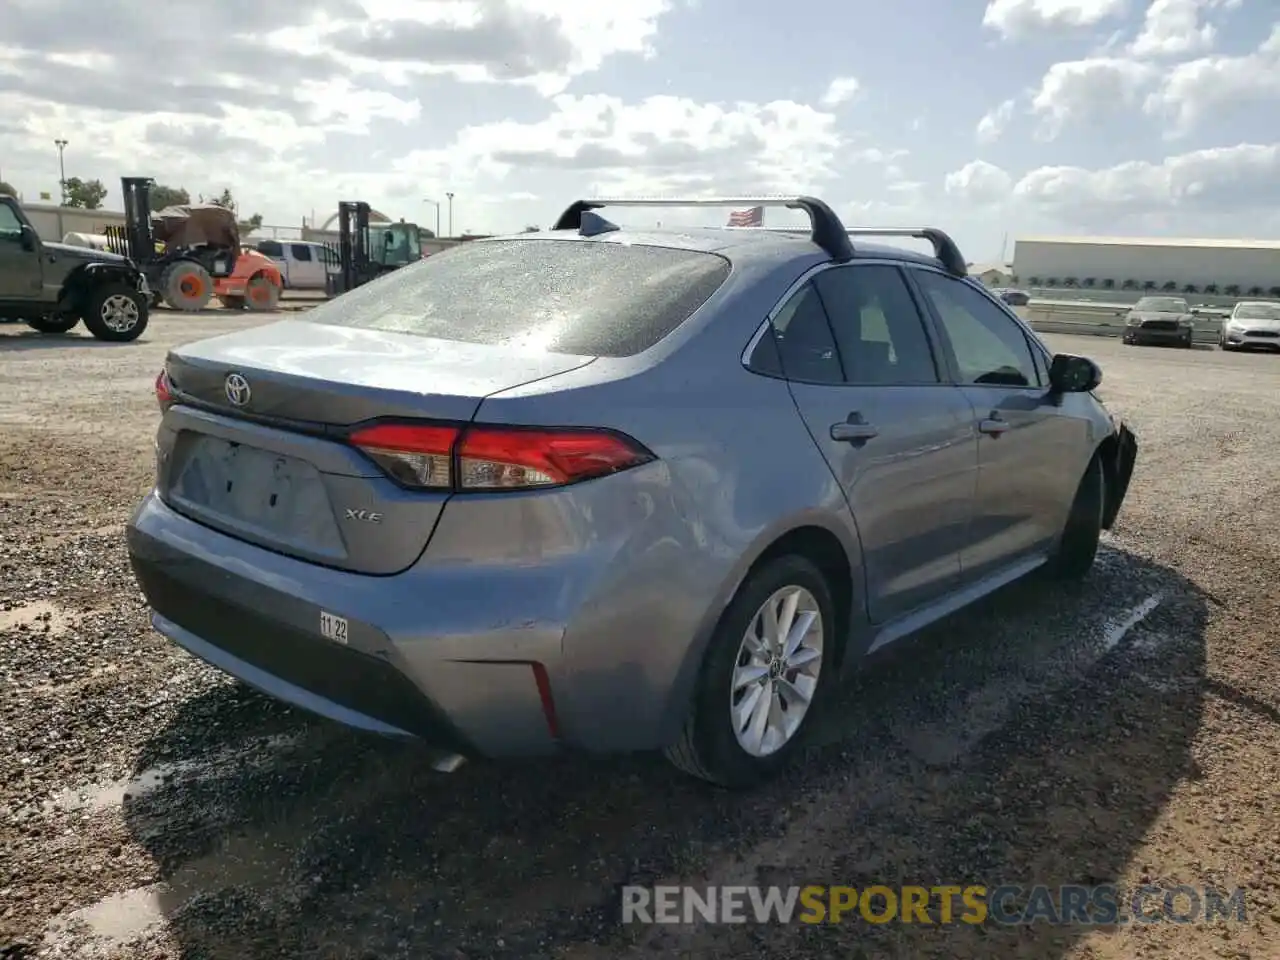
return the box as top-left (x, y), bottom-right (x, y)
top-left (664, 554), bottom-right (837, 789)
top-left (81, 283), bottom-right (149, 342)
top-left (26, 316), bottom-right (79, 334)
top-left (1047, 455), bottom-right (1105, 581)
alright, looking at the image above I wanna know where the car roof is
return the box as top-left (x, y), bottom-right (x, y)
top-left (475, 226), bottom-right (952, 273)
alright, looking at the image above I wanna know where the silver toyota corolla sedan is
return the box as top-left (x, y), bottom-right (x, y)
top-left (126, 196), bottom-right (1138, 789)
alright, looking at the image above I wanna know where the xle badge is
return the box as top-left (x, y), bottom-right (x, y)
top-left (344, 509), bottom-right (384, 523)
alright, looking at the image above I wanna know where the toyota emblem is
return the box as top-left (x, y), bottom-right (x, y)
top-left (224, 373), bottom-right (251, 406)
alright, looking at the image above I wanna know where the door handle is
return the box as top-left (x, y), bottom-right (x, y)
top-left (830, 413), bottom-right (879, 443)
top-left (978, 415), bottom-right (1010, 437)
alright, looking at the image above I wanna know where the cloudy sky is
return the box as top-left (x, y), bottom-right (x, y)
top-left (2, 0), bottom-right (1276, 260)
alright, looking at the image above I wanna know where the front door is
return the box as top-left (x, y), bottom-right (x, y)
top-left (769, 263), bottom-right (980, 624)
top-left (0, 202), bottom-right (42, 300)
top-left (908, 268), bottom-right (1087, 580)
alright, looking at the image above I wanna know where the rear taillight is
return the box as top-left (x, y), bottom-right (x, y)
top-left (347, 421), bottom-right (655, 492)
top-left (155, 369), bottom-right (173, 409)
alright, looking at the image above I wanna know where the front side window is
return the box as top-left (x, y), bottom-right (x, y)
top-left (912, 272), bottom-right (1038, 388)
top-left (0, 204), bottom-right (23, 237)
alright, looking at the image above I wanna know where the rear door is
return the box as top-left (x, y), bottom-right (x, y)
top-left (758, 262), bottom-right (979, 624)
top-left (907, 268), bottom-right (1086, 580)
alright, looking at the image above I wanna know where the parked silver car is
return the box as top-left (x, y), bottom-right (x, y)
top-left (126, 196), bottom-right (1138, 788)
top-left (1220, 301), bottom-right (1280, 351)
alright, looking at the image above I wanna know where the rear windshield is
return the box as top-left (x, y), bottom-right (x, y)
top-left (303, 238), bottom-right (731, 357)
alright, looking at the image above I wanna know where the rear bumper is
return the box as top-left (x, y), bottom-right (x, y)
top-left (126, 478), bottom-right (719, 757)
top-left (127, 491), bottom-right (569, 758)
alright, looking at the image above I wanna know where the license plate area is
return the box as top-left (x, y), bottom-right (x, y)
top-left (319, 610), bottom-right (348, 644)
top-left (167, 433), bottom-right (345, 556)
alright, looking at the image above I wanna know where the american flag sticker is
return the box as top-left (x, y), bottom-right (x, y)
top-left (727, 206), bottom-right (764, 227)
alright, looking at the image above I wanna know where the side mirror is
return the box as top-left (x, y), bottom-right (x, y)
top-left (19, 224), bottom-right (37, 251)
top-left (1048, 353), bottom-right (1101, 394)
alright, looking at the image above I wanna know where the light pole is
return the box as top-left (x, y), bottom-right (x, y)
top-left (446, 192), bottom-right (454, 237)
top-left (54, 139), bottom-right (68, 205)
top-left (422, 198), bottom-right (440, 237)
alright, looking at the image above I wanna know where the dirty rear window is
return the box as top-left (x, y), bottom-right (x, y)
top-left (303, 238), bottom-right (731, 357)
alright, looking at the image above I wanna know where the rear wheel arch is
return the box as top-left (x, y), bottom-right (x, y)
top-left (658, 518), bottom-right (863, 746)
top-left (741, 524), bottom-right (857, 670)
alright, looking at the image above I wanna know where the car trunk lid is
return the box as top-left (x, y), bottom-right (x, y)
top-left (158, 320), bottom-right (595, 575)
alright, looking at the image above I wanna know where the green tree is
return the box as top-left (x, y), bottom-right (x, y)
top-left (63, 177), bottom-right (108, 209)
top-left (202, 187), bottom-right (262, 234)
top-left (0, 180), bottom-right (16, 197)
top-left (149, 183), bottom-right (190, 209)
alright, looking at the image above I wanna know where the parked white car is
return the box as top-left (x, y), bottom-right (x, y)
top-left (1220, 301), bottom-right (1280, 352)
top-left (254, 240), bottom-right (339, 290)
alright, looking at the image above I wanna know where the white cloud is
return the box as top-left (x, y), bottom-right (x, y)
top-left (269, 0), bottom-right (673, 96)
top-left (982, 0), bottom-right (1128, 40)
top-left (820, 76), bottom-right (861, 107)
top-left (1029, 57), bottom-right (1157, 138)
top-left (1143, 23), bottom-right (1280, 133)
top-left (1128, 0), bottom-right (1240, 58)
top-left (393, 93), bottom-right (845, 204)
top-left (976, 99), bottom-right (1017, 142)
top-left (0, 0), bottom-right (681, 228)
top-left (946, 142), bottom-right (1280, 230)
top-left (945, 160), bottom-right (1014, 203)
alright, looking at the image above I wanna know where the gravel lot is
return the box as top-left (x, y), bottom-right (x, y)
top-left (2, 318), bottom-right (1279, 959)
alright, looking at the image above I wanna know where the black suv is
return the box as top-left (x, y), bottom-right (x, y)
top-left (0, 193), bottom-right (151, 341)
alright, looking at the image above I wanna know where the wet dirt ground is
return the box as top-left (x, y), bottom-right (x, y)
top-left (2, 318), bottom-right (1278, 959)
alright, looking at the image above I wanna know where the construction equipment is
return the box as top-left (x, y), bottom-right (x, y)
top-left (325, 201), bottom-right (423, 296)
top-left (111, 177), bottom-right (240, 311)
top-left (215, 247), bottom-right (284, 312)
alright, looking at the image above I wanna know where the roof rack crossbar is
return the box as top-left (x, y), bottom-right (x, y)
top-left (550, 201), bottom-right (967, 275)
top-left (551, 196), bottom-right (855, 261)
top-left (841, 228), bottom-right (967, 277)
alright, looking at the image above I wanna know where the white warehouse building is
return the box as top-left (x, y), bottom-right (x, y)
top-left (1012, 236), bottom-right (1280, 295)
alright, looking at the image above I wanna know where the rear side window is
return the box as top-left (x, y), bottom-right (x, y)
top-left (303, 239), bottom-right (731, 358)
top-left (748, 284), bottom-right (843, 384)
top-left (257, 240), bottom-right (283, 257)
top-left (290, 243), bottom-right (313, 261)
